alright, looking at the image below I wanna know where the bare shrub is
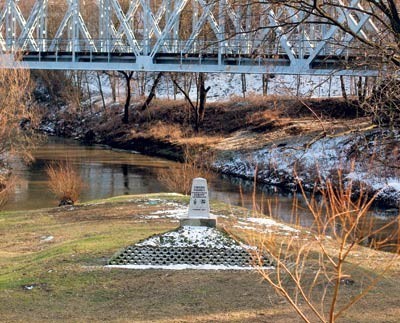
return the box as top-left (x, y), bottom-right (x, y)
top-left (157, 146), bottom-right (215, 195)
top-left (363, 76), bottom-right (400, 129)
top-left (245, 109), bottom-right (291, 132)
top-left (0, 55), bottom-right (41, 162)
top-left (0, 56), bottom-right (41, 210)
top-left (147, 121), bottom-right (184, 140)
top-left (0, 174), bottom-right (16, 209)
top-left (46, 161), bottom-right (85, 206)
top-left (33, 70), bottom-right (69, 102)
top-left (180, 135), bottom-right (224, 146)
top-left (231, 171), bottom-right (399, 322)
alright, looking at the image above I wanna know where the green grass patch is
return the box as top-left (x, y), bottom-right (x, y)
top-left (0, 193), bottom-right (399, 322)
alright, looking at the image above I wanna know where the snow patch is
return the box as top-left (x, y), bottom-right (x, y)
top-left (106, 264), bottom-right (273, 271)
top-left (40, 235), bottom-right (54, 242)
top-left (136, 226), bottom-right (248, 249)
top-left (246, 217), bottom-right (300, 232)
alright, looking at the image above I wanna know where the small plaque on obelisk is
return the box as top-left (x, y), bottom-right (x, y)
top-left (180, 178), bottom-right (216, 227)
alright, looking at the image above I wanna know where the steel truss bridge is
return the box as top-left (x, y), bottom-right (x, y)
top-left (0, 0), bottom-right (385, 75)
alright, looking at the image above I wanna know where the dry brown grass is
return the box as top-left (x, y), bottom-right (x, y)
top-left (157, 146), bottom-right (215, 195)
top-left (151, 97), bottom-right (187, 109)
top-left (229, 170), bottom-right (400, 323)
top-left (179, 135), bottom-right (224, 146)
top-left (0, 174), bottom-right (15, 209)
top-left (223, 93), bottom-right (281, 107)
top-left (46, 161), bottom-right (85, 206)
top-left (147, 121), bottom-right (185, 140)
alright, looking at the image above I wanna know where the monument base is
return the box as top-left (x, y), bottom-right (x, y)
top-left (180, 218), bottom-right (217, 228)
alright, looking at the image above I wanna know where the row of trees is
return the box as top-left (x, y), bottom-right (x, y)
top-left (2, 0), bottom-right (399, 129)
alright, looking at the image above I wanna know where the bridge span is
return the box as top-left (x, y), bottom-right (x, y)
top-left (0, 0), bottom-right (384, 75)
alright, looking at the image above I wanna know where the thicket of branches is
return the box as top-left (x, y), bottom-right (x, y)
top-left (0, 56), bottom-right (40, 207)
top-left (253, 0), bottom-right (400, 127)
top-left (231, 172), bottom-right (399, 322)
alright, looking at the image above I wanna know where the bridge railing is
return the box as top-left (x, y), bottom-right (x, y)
top-left (14, 37), bottom-right (376, 60)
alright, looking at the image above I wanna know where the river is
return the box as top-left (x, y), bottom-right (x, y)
top-left (5, 137), bottom-right (398, 250)
top-left (7, 137), bottom-right (306, 220)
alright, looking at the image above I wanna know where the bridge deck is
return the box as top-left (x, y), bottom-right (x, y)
top-left (19, 52), bottom-right (377, 76)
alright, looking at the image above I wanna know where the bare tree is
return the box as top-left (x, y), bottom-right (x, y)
top-left (118, 71), bottom-right (134, 124)
top-left (171, 72), bottom-right (211, 132)
top-left (141, 72), bottom-right (164, 111)
top-left (0, 57), bottom-right (40, 207)
top-left (278, 1), bottom-right (400, 66)
top-left (246, 1), bottom-right (400, 127)
top-left (231, 171), bottom-right (399, 322)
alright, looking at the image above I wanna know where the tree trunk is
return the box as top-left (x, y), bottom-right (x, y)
top-left (141, 72), bottom-right (163, 111)
top-left (296, 74), bottom-right (301, 97)
top-left (171, 76), bottom-right (201, 131)
top-left (110, 71), bottom-right (117, 103)
top-left (84, 71), bottom-right (93, 114)
top-left (262, 74), bottom-right (269, 96)
top-left (241, 73), bottom-right (247, 98)
top-left (96, 72), bottom-right (106, 111)
top-left (340, 75), bottom-right (349, 106)
top-left (198, 73), bottom-right (210, 129)
top-left (119, 71), bottom-right (134, 124)
top-left (357, 76), bottom-right (363, 102)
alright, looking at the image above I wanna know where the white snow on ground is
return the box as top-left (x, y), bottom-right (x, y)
top-left (142, 199), bottom-right (219, 220)
top-left (140, 201), bottom-right (301, 240)
top-left (84, 71), bottom-right (349, 106)
top-left (255, 135), bottom-right (354, 180)
top-left (389, 182), bottom-right (400, 191)
top-left (152, 74), bottom-right (347, 100)
top-left (347, 172), bottom-right (400, 191)
top-left (136, 225), bottom-right (248, 249)
top-left (140, 200), bottom-right (300, 235)
top-left (346, 172), bottom-right (400, 204)
top-left (215, 133), bottom-right (400, 206)
top-left (107, 264), bottom-right (272, 270)
top-left (145, 206), bottom-right (187, 219)
top-left (246, 217), bottom-right (300, 233)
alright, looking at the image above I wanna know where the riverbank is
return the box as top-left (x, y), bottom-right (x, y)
top-left (39, 95), bottom-right (400, 210)
top-left (1, 194), bottom-right (399, 322)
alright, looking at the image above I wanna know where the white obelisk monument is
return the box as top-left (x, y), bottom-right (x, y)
top-left (180, 178), bottom-right (217, 227)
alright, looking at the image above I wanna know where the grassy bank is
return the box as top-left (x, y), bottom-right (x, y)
top-left (1, 194), bottom-right (399, 322)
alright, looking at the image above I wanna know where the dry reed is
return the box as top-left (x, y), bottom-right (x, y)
top-left (0, 174), bottom-right (16, 209)
top-left (46, 161), bottom-right (84, 206)
top-left (229, 170), bottom-right (399, 323)
top-left (157, 146), bottom-right (215, 195)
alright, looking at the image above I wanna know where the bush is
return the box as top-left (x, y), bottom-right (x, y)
top-left (157, 146), bottom-right (215, 195)
top-left (46, 161), bottom-right (84, 206)
top-left (0, 173), bottom-right (15, 209)
top-left (366, 76), bottom-right (400, 129)
top-left (233, 171), bottom-right (399, 322)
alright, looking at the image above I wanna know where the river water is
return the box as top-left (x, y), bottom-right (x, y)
top-left (7, 137), bottom-right (305, 219)
top-left (5, 137), bottom-right (398, 250)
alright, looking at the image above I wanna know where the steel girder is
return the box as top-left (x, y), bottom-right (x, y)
top-left (0, 0), bottom-right (384, 75)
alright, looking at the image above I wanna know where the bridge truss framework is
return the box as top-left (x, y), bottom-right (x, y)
top-left (0, 0), bottom-right (384, 75)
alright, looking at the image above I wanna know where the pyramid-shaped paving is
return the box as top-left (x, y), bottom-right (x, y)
top-left (108, 226), bottom-right (273, 269)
